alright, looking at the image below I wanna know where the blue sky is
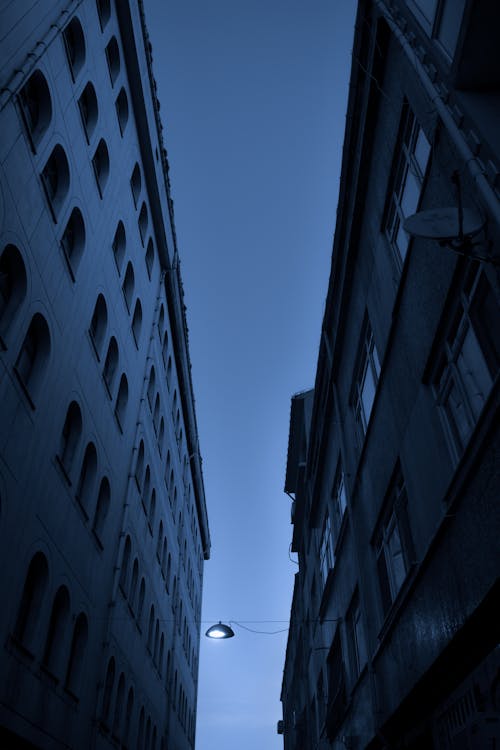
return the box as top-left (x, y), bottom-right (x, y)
top-left (143, 1), bottom-right (357, 747)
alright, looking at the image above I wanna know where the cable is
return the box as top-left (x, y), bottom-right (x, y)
top-left (231, 621), bottom-right (289, 635)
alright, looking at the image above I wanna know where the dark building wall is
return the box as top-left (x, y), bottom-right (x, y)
top-left (281, 1), bottom-right (500, 748)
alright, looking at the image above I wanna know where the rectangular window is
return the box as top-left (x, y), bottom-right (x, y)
top-left (353, 319), bottom-right (381, 440)
top-left (346, 593), bottom-right (367, 682)
top-left (405, 0), bottom-right (466, 58)
top-left (318, 461), bottom-right (348, 589)
top-left (386, 105), bottom-right (431, 269)
top-left (332, 466), bottom-right (347, 537)
top-left (319, 513), bottom-right (335, 587)
top-left (433, 268), bottom-right (500, 462)
top-left (325, 630), bottom-right (347, 741)
top-left (375, 469), bottom-right (414, 616)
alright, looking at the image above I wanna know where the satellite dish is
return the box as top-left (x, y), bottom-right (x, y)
top-left (403, 207), bottom-right (484, 241)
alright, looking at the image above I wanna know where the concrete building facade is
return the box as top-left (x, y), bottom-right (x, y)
top-left (280, 1), bottom-right (500, 748)
top-left (0, 1), bottom-right (210, 748)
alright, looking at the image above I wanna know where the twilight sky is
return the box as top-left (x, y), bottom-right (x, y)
top-left (142, 1), bottom-right (357, 747)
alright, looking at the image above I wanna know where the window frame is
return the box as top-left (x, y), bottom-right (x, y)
top-left (385, 103), bottom-right (431, 271)
top-left (374, 469), bottom-right (415, 618)
top-left (352, 318), bottom-right (381, 443)
top-left (432, 266), bottom-right (499, 463)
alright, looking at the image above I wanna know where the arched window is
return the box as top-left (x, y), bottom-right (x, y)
top-left (93, 476), bottom-right (110, 544)
top-left (159, 634), bottom-right (164, 676)
top-left (137, 578), bottom-right (145, 624)
top-left (173, 670), bottom-right (177, 708)
top-left (157, 521), bottom-right (163, 561)
top-left (138, 202), bottom-right (148, 245)
top-left (172, 576), bottom-right (177, 608)
top-left (105, 37), bottom-right (120, 86)
top-left (65, 612), bottom-right (88, 696)
top-left (153, 394), bottom-right (160, 433)
top-left (77, 82), bottom-right (98, 142)
top-left (132, 299), bottom-right (142, 345)
top-left (58, 400), bottom-right (82, 477)
top-left (161, 538), bottom-right (167, 577)
top-left (89, 293), bottom-right (107, 357)
top-left (130, 163), bottom-right (141, 207)
top-left (102, 657), bottom-right (115, 726)
top-left (145, 238), bottom-right (154, 278)
top-left (147, 366), bottom-right (156, 408)
top-left (161, 331), bottom-right (169, 365)
top-left (122, 262), bottom-right (134, 311)
top-left (166, 355), bottom-right (172, 389)
top-left (14, 313), bottom-right (51, 404)
top-left (115, 87), bottom-right (128, 135)
top-left (112, 672), bottom-right (125, 739)
top-left (142, 466), bottom-right (150, 512)
top-left (129, 558), bottom-right (138, 608)
top-left (76, 442), bottom-right (97, 516)
top-left (112, 221), bottom-right (126, 273)
top-left (166, 553), bottom-right (171, 591)
top-left (14, 552), bottom-right (49, 652)
top-left (114, 373), bottom-right (128, 430)
top-left (63, 16), bottom-right (85, 80)
top-left (41, 144), bottom-right (70, 219)
top-left (137, 707), bottom-right (145, 750)
top-left (135, 440), bottom-right (145, 489)
top-left (153, 619), bottom-right (160, 665)
top-left (154, 306), bottom-right (163, 340)
top-left (0, 244), bottom-right (27, 343)
top-left (43, 586), bottom-right (70, 679)
top-left (158, 417), bottom-right (164, 455)
top-left (103, 336), bottom-right (119, 394)
top-left (147, 605), bottom-right (155, 653)
top-left (19, 69), bottom-right (52, 150)
top-left (119, 535), bottom-right (131, 593)
top-left (96, 0), bottom-right (111, 30)
top-left (166, 649), bottom-right (172, 683)
top-left (149, 489), bottom-right (156, 530)
top-left (92, 138), bottom-right (109, 196)
top-left (61, 206), bottom-right (85, 278)
top-left (124, 687), bottom-right (134, 742)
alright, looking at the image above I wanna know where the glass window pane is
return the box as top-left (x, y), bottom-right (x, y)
top-left (444, 377), bottom-right (472, 448)
top-left (395, 219), bottom-right (409, 262)
top-left (361, 359), bottom-right (376, 425)
top-left (387, 522), bottom-right (406, 596)
top-left (437, 0), bottom-right (466, 57)
top-left (401, 169), bottom-right (420, 219)
top-left (456, 325), bottom-right (492, 420)
top-left (406, 0), bottom-right (438, 28)
top-left (414, 128), bottom-right (431, 176)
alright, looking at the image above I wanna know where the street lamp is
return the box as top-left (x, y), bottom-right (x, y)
top-left (205, 621), bottom-right (235, 639)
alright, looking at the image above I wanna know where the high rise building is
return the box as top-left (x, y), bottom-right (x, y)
top-left (280, 1), bottom-right (500, 748)
top-left (0, 2), bottom-right (210, 748)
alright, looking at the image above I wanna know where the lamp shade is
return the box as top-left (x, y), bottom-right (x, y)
top-left (205, 621), bottom-right (235, 639)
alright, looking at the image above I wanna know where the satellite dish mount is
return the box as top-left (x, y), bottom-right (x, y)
top-left (403, 171), bottom-right (498, 266)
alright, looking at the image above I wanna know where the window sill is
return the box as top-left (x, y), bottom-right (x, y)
top-left (55, 454), bottom-right (72, 486)
top-left (114, 411), bottom-right (124, 433)
top-left (60, 243), bottom-right (76, 283)
top-left (8, 634), bottom-right (35, 661)
top-left (375, 562), bottom-right (419, 649)
top-left (13, 366), bottom-right (36, 410)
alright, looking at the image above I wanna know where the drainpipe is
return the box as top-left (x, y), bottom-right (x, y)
top-left (374, 0), bottom-right (500, 230)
